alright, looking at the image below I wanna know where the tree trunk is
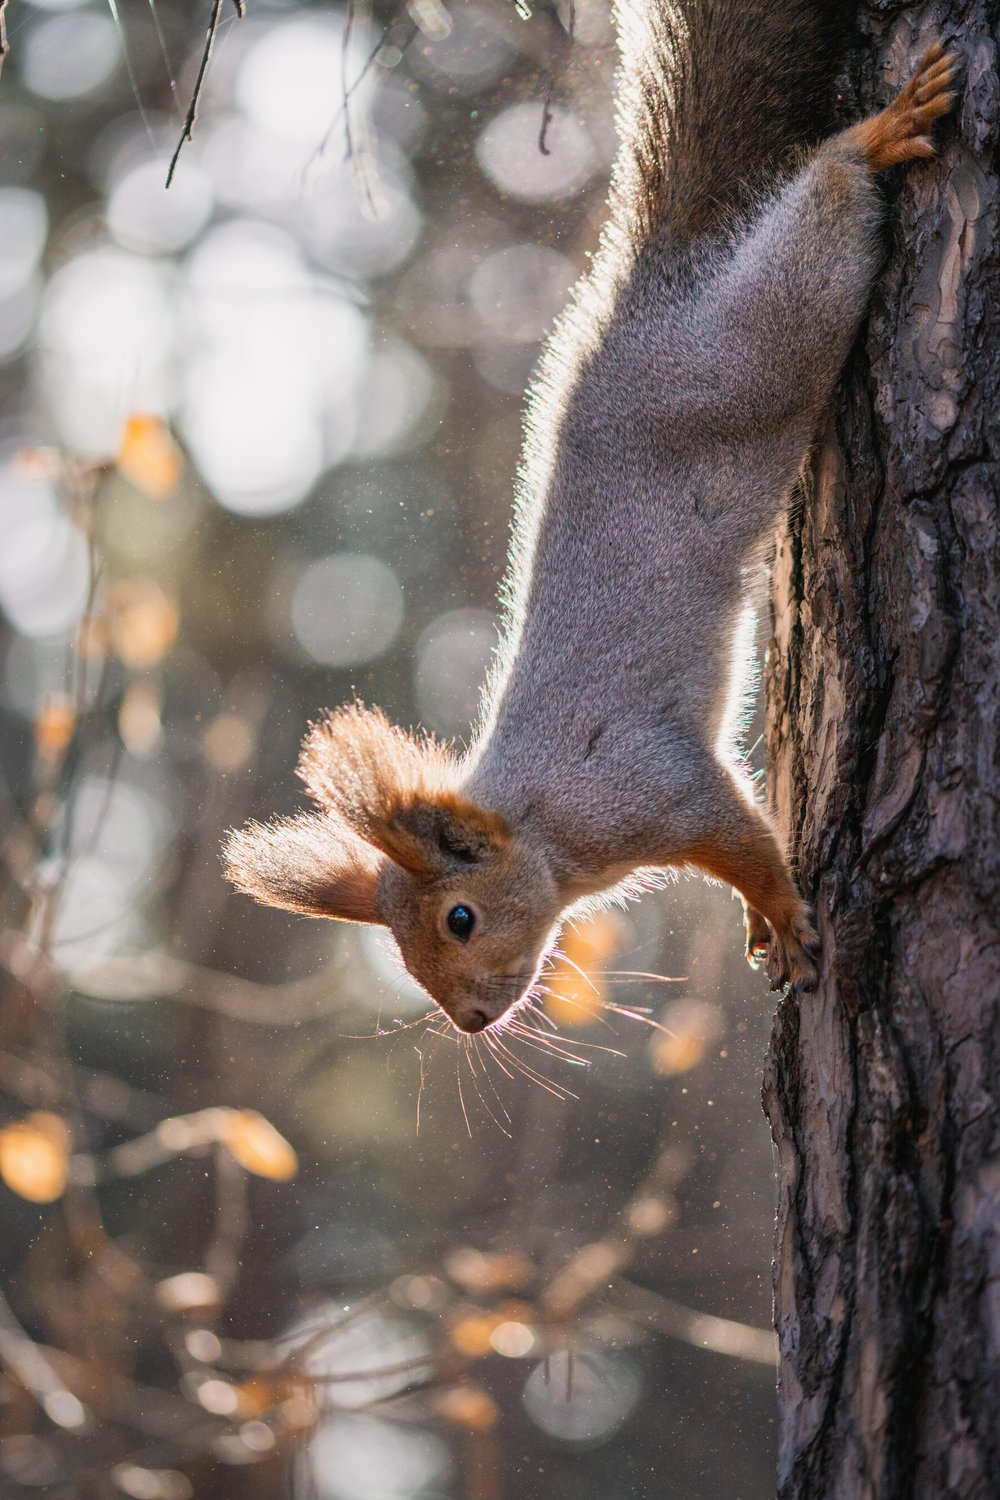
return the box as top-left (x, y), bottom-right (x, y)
top-left (761, 5), bottom-right (1000, 1498)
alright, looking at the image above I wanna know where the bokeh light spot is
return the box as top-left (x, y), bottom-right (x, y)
top-left (108, 160), bottom-right (213, 255)
top-left (0, 1112), bottom-right (71, 1203)
top-left (23, 12), bottom-right (120, 100)
top-left (489, 1320), bottom-right (536, 1357)
top-left (0, 485), bottom-right (89, 637)
top-left (40, 249), bottom-right (175, 450)
top-left (469, 243), bottom-right (576, 342)
top-left (477, 103), bottom-right (596, 202)
top-left (291, 553), bottom-right (403, 667)
top-left (0, 188), bottom-right (48, 296)
top-left (522, 1349), bottom-right (641, 1442)
top-left (409, 4), bottom-right (516, 93)
top-left (237, 17), bottom-right (373, 149)
top-left (308, 1414), bottom-right (451, 1500)
top-left (649, 999), bottom-right (724, 1077)
top-left (415, 607), bottom-right (495, 737)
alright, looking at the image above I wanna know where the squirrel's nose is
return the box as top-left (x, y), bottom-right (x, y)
top-left (458, 1008), bottom-right (490, 1033)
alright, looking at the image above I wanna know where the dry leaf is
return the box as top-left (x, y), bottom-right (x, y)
top-left (0, 1112), bottom-right (71, 1203)
top-left (34, 694), bottom-right (76, 762)
top-left (444, 1245), bottom-right (534, 1294)
top-left (432, 1384), bottom-right (499, 1430)
top-left (221, 1110), bottom-right (298, 1181)
top-left (544, 910), bottom-right (624, 1027)
top-left (448, 1313), bottom-right (499, 1359)
top-left (117, 414), bottom-right (182, 499)
top-left (649, 1000), bottom-right (723, 1077)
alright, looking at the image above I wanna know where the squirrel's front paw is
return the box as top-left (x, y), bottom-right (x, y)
top-left (847, 42), bottom-right (958, 173)
top-left (764, 908), bottom-right (819, 994)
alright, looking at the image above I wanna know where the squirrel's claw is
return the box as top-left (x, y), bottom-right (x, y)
top-left (843, 40), bottom-right (959, 174)
top-left (763, 908), bottom-right (819, 993)
top-left (743, 903), bottom-right (771, 969)
top-left (743, 898), bottom-right (819, 991)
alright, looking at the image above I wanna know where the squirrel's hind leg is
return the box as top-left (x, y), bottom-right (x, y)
top-left (842, 42), bottom-right (958, 172)
top-left (680, 792), bottom-right (819, 993)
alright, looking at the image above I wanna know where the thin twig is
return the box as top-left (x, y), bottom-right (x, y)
top-left (304, 15), bottom-right (418, 182)
top-left (0, 1290), bottom-right (90, 1430)
top-left (613, 1277), bottom-right (778, 1368)
top-left (0, 929), bottom-right (347, 1025)
top-left (539, 87), bottom-right (554, 155)
top-left (342, 0), bottom-right (357, 165)
top-left (166, 0), bottom-right (231, 188)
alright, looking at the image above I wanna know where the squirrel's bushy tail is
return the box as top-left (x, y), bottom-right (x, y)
top-left (614, 0), bottom-right (849, 249)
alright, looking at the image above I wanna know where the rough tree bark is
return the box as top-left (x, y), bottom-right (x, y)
top-left (762, 5), bottom-right (999, 1498)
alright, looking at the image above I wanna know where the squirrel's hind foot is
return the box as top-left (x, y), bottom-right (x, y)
top-left (845, 41), bottom-right (958, 173)
top-left (763, 907), bottom-right (819, 994)
top-left (742, 897), bottom-right (817, 991)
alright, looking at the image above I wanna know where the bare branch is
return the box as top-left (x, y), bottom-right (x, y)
top-left (166, 0), bottom-right (236, 188)
top-left (613, 1277), bottom-right (778, 1368)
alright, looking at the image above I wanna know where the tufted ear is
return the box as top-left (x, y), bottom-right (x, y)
top-left (223, 812), bottom-right (385, 924)
top-left (298, 704), bottom-right (509, 880)
top-left (383, 795), bottom-right (510, 877)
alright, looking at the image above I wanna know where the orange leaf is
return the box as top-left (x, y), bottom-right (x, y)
top-left (444, 1246), bottom-right (534, 1294)
top-left (221, 1110), bottom-right (298, 1181)
top-left (649, 1000), bottom-right (723, 1077)
top-left (0, 1112), bottom-right (70, 1203)
top-left (34, 694), bottom-right (77, 760)
top-left (117, 414), bottom-right (182, 499)
top-left (432, 1384), bottom-right (499, 1430)
top-left (650, 1031), bottom-right (708, 1075)
top-left (448, 1314), bottom-right (498, 1359)
top-left (543, 910), bottom-right (623, 1027)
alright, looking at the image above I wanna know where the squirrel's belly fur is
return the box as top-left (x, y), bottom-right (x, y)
top-left (224, 2), bottom-right (958, 1034)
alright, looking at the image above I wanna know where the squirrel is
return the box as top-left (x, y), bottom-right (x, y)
top-left (224, 2), bottom-right (956, 1035)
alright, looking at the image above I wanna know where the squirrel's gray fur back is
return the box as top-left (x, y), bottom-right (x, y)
top-left (493, 0), bottom-right (851, 681)
top-left (469, 0), bottom-right (880, 876)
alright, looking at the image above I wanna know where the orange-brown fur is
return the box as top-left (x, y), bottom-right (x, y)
top-left (299, 705), bottom-right (509, 880)
top-left (842, 43), bottom-right (956, 172)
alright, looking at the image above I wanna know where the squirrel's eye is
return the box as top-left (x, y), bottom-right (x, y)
top-left (446, 904), bottom-right (476, 942)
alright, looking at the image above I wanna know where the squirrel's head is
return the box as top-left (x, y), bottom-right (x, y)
top-left (223, 705), bottom-right (561, 1032)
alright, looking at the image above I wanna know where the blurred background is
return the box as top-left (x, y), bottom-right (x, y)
top-left (0, 1), bottom-right (782, 1495)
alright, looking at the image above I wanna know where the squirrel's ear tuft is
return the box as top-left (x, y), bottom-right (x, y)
top-left (386, 794), bottom-right (510, 877)
top-left (299, 704), bottom-right (508, 879)
top-left (223, 812), bottom-right (385, 925)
